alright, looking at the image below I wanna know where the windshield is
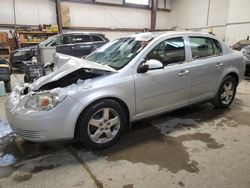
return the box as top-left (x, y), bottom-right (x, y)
top-left (39, 35), bottom-right (59, 46)
top-left (85, 37), bottom-right (151, 70)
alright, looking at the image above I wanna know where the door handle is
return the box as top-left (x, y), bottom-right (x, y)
top-left (178, 70), bottom-right (189, 76)
top-left (215, 63), bottom-right (224, 68)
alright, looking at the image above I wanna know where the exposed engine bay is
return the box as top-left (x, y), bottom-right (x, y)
top-left (21, 68), bottom-right (109, 96)
top-left (17, 53), bottom-right (117, 96)
top-left (38, 68), bottom-right (109, 91)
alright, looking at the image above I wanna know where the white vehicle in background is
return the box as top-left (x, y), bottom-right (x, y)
top-left (240, 45), bottom-right (250, 76)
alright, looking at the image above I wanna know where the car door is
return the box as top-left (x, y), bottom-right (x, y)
top-left (56, 34), bottom-right (74, 56)
top-left (188, 36), bottom-right (225, 103)
top-left (70, 35), bottom-right (93, 57)
top-left (134, 37), bottom-right (192, 118)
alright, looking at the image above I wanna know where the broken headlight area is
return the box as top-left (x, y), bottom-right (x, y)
top-left (24, 92), bottom-right (66, 112)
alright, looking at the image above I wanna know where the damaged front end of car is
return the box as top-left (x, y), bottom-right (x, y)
top-left (7, 53), bottom-right (117, 114)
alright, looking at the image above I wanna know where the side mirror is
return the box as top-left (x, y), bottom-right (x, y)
top-left (138, 59), bottom-right (164, 73)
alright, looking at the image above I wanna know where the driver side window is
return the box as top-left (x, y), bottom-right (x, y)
top-left (146, 37), bottom-right (185, 66)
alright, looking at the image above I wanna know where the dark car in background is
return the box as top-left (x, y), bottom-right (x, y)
top-left (9, 45), bottom-right (37, 68)
top-left (9, 32), bottom-right (109, 68)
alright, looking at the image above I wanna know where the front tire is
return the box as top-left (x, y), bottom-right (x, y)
top-left (77, 99), bottom-right (127, 150)
top-left (212, 76), bottom-right (237, 108)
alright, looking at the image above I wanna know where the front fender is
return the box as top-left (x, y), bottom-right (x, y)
top-left (70, 77), bottom-right (136, 121)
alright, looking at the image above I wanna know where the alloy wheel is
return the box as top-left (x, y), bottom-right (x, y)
top-left (220, 80), bottom-right (235, 105)
top-left (87, 108), bottom-right (121, 144)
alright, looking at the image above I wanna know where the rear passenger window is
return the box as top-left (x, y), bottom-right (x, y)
top-left (72, 35), bottom-right (91, 43)
top-left (212, 39), bottom-right (223, 55)
top-left (189, 37), bottom-right (222, 59)
top-left (146, 37), bottom-right (185, 66)
top-left (92, 35), bottom-right (104, 42)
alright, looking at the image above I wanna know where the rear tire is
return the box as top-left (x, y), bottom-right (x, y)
top-left (212, 76), bottom-right (237, 108)
top-left (77, 99), bottom-right (127, 150)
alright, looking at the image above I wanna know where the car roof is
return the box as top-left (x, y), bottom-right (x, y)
top-left (62, 32), bottom-right (105, 36)
top-left (130, 31), bottom-right (216, 40)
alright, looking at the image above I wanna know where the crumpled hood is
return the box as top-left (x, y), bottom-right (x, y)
top-left (30, 53), bottom-right (117, 91)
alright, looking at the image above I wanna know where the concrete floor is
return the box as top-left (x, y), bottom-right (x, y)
top-left (0, 70), bottom-right (250, 188)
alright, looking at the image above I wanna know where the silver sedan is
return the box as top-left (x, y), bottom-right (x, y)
top-left (5, 32), bottom-right (245, 149)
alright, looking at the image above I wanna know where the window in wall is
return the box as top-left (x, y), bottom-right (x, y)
top-left (64, 0), bottom-right (94, 3)
top-left (146, 37), bottom-right (186, 66)
top-left (125, 0), bottom-right (149, 6)
top-left (189, 37), bottom-right (222, 59)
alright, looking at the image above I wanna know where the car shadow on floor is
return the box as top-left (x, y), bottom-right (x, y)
top-left (71, 103), bottom-right (231, 173)
top-left (0, 103), bottom-right (234, 177)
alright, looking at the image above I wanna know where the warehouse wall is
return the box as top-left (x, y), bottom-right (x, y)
top-left (0, 0), bottom-right (15, 25)
top-left (62, 2), bottom-right (151, 29)
top-left (225, 0), bottom-right (250, 45)
top-left (168, 0), bottom-right (229, 41)
top-left (156, 11), bottom-right (172, 30)
top-left (169, 0), bottom-right (209, 29)
top-left (2, 0), bottom-right (248, 45)
top-left (0, 0), bottom-right (57, 25)
top-left (208, 0), bottom-right (229, 27)
top-left (61, 1), bottom-right (171, 39)
top-left (168, 0), bottom-right (250, 46)
top-left (0, 0), bottom-right (171, 40)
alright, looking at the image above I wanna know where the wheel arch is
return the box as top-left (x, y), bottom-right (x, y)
top-left (212, 71), bottom-right (239, 108)
top-left (217, 69), bottom-right (239, 90)
top-left (226, 72), bottom-right (239, 85)
top-left (74, 97), bottom-right (130, 138)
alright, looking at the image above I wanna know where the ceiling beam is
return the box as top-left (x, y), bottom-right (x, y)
top-left (151, 0), bottom-right (158, 31)
top-left (55, 0), bottom-right (62, 33)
